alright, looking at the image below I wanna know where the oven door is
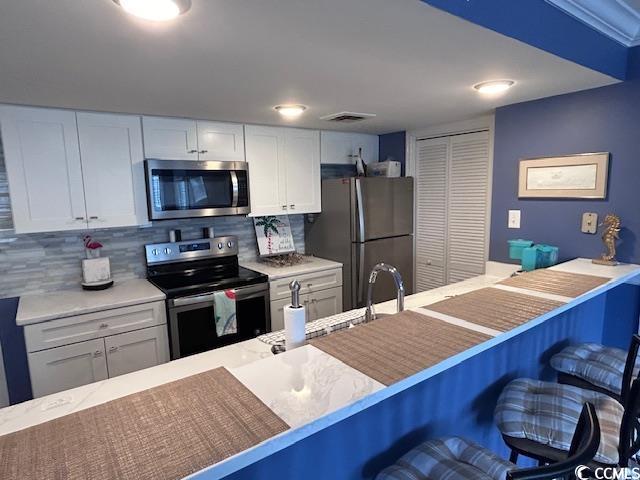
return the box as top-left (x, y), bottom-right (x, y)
top-left (145, 159), bottom-right (250, 220)
top-left (167, 283), bottom-right (269, 359)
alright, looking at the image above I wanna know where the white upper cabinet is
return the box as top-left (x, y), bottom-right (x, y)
top-left (245, 125), bottom-right (321, 216)
top-left (320, 131), bottom-right (379, 165)
top-left (197, 121), bottom-right (245, 161)
top-left (0, 105), bottom-right (148, 233)
top-left (142, 116), bottom-right (245, 161)
top-left (77, 112), bottom-right (148, 228)
top-left (0, 106), bottom-right (87, 233)
top-left (245, 125), bottom-right (287, 216)
top-left (142, 116), bottom-right (198, 160)
top-left (284, 128), bottom-right (320, 214)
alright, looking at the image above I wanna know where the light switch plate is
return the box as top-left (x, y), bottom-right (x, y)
top-left (508, 210), bottom-right (521, 229)
top-left (581, 212), bottom-right (598, 234)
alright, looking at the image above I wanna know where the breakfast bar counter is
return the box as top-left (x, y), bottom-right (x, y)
top-left (1, 259), bottom-right (639, 480)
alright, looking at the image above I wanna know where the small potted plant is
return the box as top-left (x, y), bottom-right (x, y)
top-left (83, 234), bottom-right (103, 259)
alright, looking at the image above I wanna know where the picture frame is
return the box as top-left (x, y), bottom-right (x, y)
top-left (518, 152), bottom-right (610, 199)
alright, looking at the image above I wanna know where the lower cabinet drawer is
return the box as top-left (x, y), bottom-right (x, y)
top-left (28, 338), bottom-right (108, 398)
top-left (269, 268), bottom-right (342, 301)
top-left (25, 301), bottom-right (166, 353)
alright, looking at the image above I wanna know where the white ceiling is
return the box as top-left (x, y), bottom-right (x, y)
top-left (546, 0), bottom-right (640, 47)
top-left (0, 0), bottom-right (618, 134)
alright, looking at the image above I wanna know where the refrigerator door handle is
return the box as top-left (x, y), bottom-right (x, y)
top-left (357, 242), bottom-right (366, 304)
top-left (355, 178), bottom-right (365, 243)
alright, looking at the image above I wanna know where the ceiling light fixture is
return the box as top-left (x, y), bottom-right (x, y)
top-left (274, 104), bottom-right (307, 118)
top-left (113, 0), bottom-right (192, 21)
top-left (473, 80), bottom-right (515, 94)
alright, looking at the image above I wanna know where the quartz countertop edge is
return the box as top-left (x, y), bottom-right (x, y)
top-left (16, 279), bottom-right (166, 326)
top-left (240, 256), bottom-right (343, 280)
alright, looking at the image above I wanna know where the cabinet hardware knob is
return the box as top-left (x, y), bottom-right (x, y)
top-left (93, 350), bottom-right (103, 357)
top-left (89, 216), bottom-right (99, 220)
top-left (188, 149), bottom-right (198, 153)
top-left (199, 150), bottom-right (208, 154)
top-left (281, 205), bottom-right (287, 210)
top-left (108, 346), bottom-right (118, 353)
top-left (99, 323), bottom-right (109, 329)
top-left (75, 217), bottom-right (85, 221)
top-left (290, 205), bottom-right (295, 209)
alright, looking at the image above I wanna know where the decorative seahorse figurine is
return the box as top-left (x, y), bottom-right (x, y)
top-left (593, 213), bottom-right (621, 266)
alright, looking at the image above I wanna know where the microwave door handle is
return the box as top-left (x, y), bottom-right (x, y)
top-left (230, 171), bottom-right (239, 207)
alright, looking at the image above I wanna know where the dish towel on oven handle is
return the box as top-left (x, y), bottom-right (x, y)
top-left (214, 289), bottom-right (237, 336)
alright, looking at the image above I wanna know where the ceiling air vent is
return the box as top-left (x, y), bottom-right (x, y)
top-left (320, 111), bottom-right (376, 123)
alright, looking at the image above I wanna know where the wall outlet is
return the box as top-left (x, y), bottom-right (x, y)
top-left (581, 212), bottom-right (598, 234)
top-left (508, 210), bottom-right (521, 229)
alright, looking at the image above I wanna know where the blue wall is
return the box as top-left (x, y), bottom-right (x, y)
top-left (0, 297), bottom-right (31, 404)
top-left (489, 79), bottom-right (640, 264)
top-left (421, 0), bottom-right (629, 80)
top-left (378, 131), bottom-right (406, 176)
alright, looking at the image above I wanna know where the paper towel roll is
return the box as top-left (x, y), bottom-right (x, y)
top-left (284, 305), bottom-right (306, 350)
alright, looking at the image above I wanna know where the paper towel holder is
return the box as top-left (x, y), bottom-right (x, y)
top-left (289, 280), bottom-right (302, 308)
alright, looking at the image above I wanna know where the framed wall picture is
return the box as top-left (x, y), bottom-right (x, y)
top-left (518, 152), bottom-right (610, 199)
top-left (254, 215), bottom-right (296, 256)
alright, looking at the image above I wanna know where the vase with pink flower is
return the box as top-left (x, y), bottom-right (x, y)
top-left (83, 235), bottom-right (103, 259)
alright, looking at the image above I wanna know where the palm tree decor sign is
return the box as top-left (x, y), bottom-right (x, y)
top-left (254, 215), bottom-right (296, 256)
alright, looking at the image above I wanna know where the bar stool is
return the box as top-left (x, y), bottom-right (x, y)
top-left (550, 335), bottom-right (640, 402)
top-left (495, 377), bottom-right (640, 468)
top-left (376, 403), bottom-right (599, 480)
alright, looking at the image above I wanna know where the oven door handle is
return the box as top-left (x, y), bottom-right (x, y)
top-left (170, 283), bottom-right (268, 307)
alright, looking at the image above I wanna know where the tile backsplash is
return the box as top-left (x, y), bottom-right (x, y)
top-left (0, 139), bottom-right (305, 298)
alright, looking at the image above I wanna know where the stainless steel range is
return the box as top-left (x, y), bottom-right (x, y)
top-left (145, 236), bottom-right (270, 359)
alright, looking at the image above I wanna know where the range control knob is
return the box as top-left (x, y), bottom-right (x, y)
top-left (227, 241), bottom-right (233, 248)
top-left (217, 242), bottom-right (224, 250)
top-left (151, 248), bottom-right (160, 256)
top-left (163, 247), bottom-right (172, 255)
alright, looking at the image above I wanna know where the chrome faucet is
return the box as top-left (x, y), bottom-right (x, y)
top-left (365, 263), bottom-right (405, 322)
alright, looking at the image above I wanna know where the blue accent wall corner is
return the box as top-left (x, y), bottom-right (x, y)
top-left (0, 297), bottom-right (32, 404)
top-left (490, 79), bottom-right (640, 264)
top-left (379, 131), bottom-right (406, 176)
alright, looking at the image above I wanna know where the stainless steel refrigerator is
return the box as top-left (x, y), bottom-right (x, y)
top-left (306, 177), bottom-right (414, 311)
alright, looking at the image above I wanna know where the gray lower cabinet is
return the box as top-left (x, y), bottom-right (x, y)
top-left (270, 277), bottom-right (343, 331)
top-left (28, 338), bottom-right (109, 398)
top-left (26, 301), bottom-right (169, 398)
top-left (104, 325), bottom-right (169, 378)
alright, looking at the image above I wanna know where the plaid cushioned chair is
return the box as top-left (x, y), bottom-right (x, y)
top-left (376, 403), bottom-right (600, 480)
top-left (550, 335), bottom-right (640, 402)
top-left (495, 378), bottom-right (640, 468)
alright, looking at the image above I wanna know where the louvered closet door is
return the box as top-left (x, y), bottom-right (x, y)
top-left (415, 137), bottom-right (448, 291)
top-left (447, 131), bottom-right (490, 283)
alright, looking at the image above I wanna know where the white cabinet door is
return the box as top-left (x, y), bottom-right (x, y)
top-left (245, 125), bottom-right (287, 216)
top-left (77, 112), bottom-right (147, 228)
top-left (197, 121), bottom-right (245, 161)
top-left (28, 338), bottom-right (108, 398)
top-left (320, 131), bottom-right (353, 164)
top-left (0, 106), bottom-right (87, 233)
top-left (351, 133), bottom-right (379, 165)
top-left (320, 131), bottom-right (379, 165)
top-left (104, 325), bottom-right (169, 378)
top-left (142, 116), bottom-right (198, 160)
top-left (284, 128), bottom-right (320, 214)
top-left (270, 296), bottom-right (292, 332)
top-left (306, 286), bottom-right (342, 322)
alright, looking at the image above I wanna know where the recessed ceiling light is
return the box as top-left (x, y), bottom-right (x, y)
top-left (113, 0), bottom-right (192, 21)
top-left (274, 104), bottom-right (307, 118)
top-left (473, 80), bottom-right (515, 94)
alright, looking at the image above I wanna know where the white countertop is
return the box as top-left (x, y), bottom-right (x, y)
top-left (3, 258), bottom-right (640, 478)
top-left (240, 256), bottom-right (342, 280)
top-left (16, 278), bottom-right (166, 326)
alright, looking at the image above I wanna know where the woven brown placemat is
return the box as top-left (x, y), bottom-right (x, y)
top-left (310, 310), bottom-right (490, 386)
top-left (0, 367), bottom-right (289, 480)
top-left (424, 287), bottom-right (563, 332)
top-left (498, 269), bottom-right (609, 297)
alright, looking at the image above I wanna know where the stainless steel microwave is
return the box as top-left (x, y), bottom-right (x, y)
top-left (145, 159), bottom-right (250, 220)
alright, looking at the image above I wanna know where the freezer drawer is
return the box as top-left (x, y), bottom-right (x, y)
top-left (351, 235), bottom-right (414, 308)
